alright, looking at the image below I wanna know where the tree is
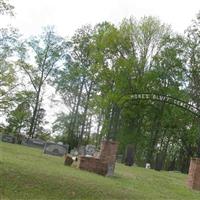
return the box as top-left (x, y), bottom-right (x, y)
top-left (5, 102), bottom-right (31, 139)
top-left (0, 0), bottom-right (19, 114)
top-left (53, 112), bottom-right (79, 147)
top-left (53, 25), bottom-right (96, 146)
top-left (17, 27), bottom-right (71, 138)
top-left (185, 11), bottom-right (200, 156)
top-left (5, 91), bottom-right (34, 142)
top-left (87, 17), bottom-right (171, 141)
top-left (0, 28), bottom-right (19, 112)
top-left (0, 0), bottom-right (14, 16)
top-left (185, 12), bottom-right (200, 107)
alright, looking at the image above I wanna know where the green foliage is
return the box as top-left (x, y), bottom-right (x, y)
top-left (4, 91), bottom-right (34, 143)
top-left (0, 27), bottom-right (19, 112)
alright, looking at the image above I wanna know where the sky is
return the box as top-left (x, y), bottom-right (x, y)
top-left (1, 0), bottom-right (200, 130)
top-left (1, 0), bottom-right (200, 37)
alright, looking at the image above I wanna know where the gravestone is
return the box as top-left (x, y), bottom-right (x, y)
top-left (1, 134), bottom-right (15, 143)
top-left (78, 146), bottom-right (86, 156)
top-left (44, 142), bottom-right (69, 156)
top-left (145, 163), bottom-right (151, 169)
top-left (70, 148), bottom-right (78, 156)
top-left (22, 138), bottom-right (45, 148)
top-left (124, 144), bottom-right (135, 166)
top-left (85, 144), bottom-right (96, 156)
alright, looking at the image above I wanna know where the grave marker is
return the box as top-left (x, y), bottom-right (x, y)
top-left (44, 142), bottom-right (69, 156)
top-left (78, 146), bottom-right (86, 156)
top-left (22, 138), bottom-right (45, 148)
top-left (85, 144), bottom-right (96, 156)
top-left (1, 134), bottom-right (15, 143)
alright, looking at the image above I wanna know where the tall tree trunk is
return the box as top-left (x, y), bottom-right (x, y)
top-left (106, 103), bottom-right (120, 140)
top-left (28, 85), bottom-right (42, 138)
top-left (79, 81), bottom-right (93, 145)
top-left (86, 116), bottom-right (92, 143)
top-left (96, 112), bottom-right (103, 146)
top-left (146, 103), bottom-right (165, 164)
top-left (70, 77), bottom-right (85, 141)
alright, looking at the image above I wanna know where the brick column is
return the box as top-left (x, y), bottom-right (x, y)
top-left (187, 158), bottom-right (200, 190)
top-left (99, 140), bottom-right (118, 176)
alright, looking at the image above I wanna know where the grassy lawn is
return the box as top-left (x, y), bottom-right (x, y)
top-left (0, 142), bottom-right (200, 200)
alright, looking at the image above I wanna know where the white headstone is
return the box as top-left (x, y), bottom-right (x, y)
top-left (85, 145), bottom-right (96, 156)
top-left (145, 163), bottom-right (151, 169)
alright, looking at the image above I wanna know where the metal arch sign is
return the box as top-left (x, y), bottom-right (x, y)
top-left (121, 93), bottom-right (200, 117)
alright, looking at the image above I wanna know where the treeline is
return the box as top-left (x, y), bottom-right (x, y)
top-left (1, 1), bottom-right (200, 172)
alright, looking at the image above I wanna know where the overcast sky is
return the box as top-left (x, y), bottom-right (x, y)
top-left (1, 0), bottom-right (200, 37)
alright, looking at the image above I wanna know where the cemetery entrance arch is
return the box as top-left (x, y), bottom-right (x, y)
top-left (120, 93), bottom-right (200, 117)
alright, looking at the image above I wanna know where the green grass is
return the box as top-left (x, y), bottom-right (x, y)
top-left (0, 142), bottom-right (200, 200)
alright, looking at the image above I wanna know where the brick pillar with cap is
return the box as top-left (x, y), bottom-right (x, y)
top-left (187, 158), bottom-right (200, 190)
top-left (99, 140), bottom-right (118, 176)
